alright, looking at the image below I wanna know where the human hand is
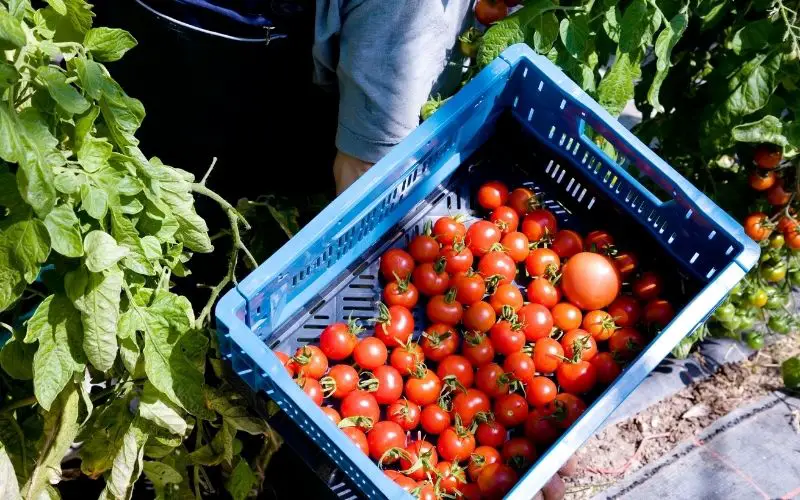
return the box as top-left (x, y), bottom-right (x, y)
top-left (333, 150), bottom-right (373, 194)
top-left (532, 456), bottom-right (578, 500)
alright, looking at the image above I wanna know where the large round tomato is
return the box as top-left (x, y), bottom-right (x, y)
top-left (489, 283), bottom-right (524, 313)
top-left (477, 463), bottom-right (518, 499)
top-left (433, 216), bottom-right (466, 246)
top-left (409, 231), bottom-right (440, 264)
top-left (552, 230), bottom-right (583, 258)
top-left (489, 319), bottom-right (525, 356)
top-left (524, 408), bottom-right (559, 445)
top-left (375, 304), bottom-right (414, 347)
top-left (468, 446), bottom-right (501, 482)
top-left (527, 278), bottom-right (560, 308)
top-left (560, 329), bottom-right (598, 361)
top-left (462, 301), bottom-right (497, 332)
top-left (319, 322), bottom-right (359, 361)
top-left (584, 230), bottom-right (614, 251)
top-left (342, 426), bottom-right (369, 455)
top-left (440, 243), bottom-right (474, 274)
top-left (452, 388), bottom-right (491, 425)
top-left (390, 341), bottom-right (423, 374)
top-left (743, 212), bottom-right (773, 241)
top-left (533, 337), bottom-right (564, 374)
top-left (591, 352), bottom-right (622, 385)
top-left (607, 295), bottom-right (640, 327)
top-left (521, 209), bottom-right (558, 241)
top-left (399, 440), bottom-right (438, 481)
top-left (582, 310), bottom-right (616, 341)
top-left (466, 220), bottom-right (502, 257)
top-left (477, 250), bottom-right (517, 285)
top-left (525, 247), bottom-right (560, 277)
top-left (379, 248), bottom-right (415, 282)
top-left (462, 331), bottom-right (496, 366)
top-left (353, 337), bottom-right (387, 370)
top-left (340, 390), bottom-right (380, 427)
top-left (552, 302), bottom-right (582, 331)
top-left (557, 360), bottom-right (597, 393)
top-left (421, 403), bottom-right (451, 435)
top-left (404, 368), bottom-right (442, 405)
top-left (383, 279), bottom-right (419, 309)
top-left (437, 427), bottom-right (476, 463)
top-left (503, 351), bottom-right (535, 384)
top-left (501, 231), bottom-right (530, 262)
top-left (475, 362), bottom-right (513, 398)
top-left (291, 346), bottom-right (328, 379)
top-left (643, 299), bottom-right (675, 327)
top-left (632, 272), bottom-right (663, 301)
top-left (508, 187), bottom-right (536, 216)
top-left (367, 421), bottom-right (406, 462)
top-left (545, 393), bottom-right (587, 429)
top-left (387, 399), bottom-right (421, 431)
top-left (517, 303), bottom-right (553, 341)
top-left (477, 180), bottom-right (509, 210)
top-left (490, 206), bottom-right (519, 234)
top-left (427, 291), bottom-right (464, 325)
top-left (526, 376), bottom-right (557, 407)
top-left (608, 327), bottom-right (645, 360)
top-left (437, 355), bottom-right (475, 388)
top-left (501, 437), bottom-right (537, 470)
top-left (297, 377), bottom-right (323, 406)
top-left (412, 258), bottom-right (450, 296)
top-left (450, 271), bottom-right (486, 305)
top-left (367, 365), bottom-right (403, 405)
top-left (421, 323), bottom-right (460, 362)
top-left (494, 393), bottom-right (529, 428)
top-left (320, 364), bottom-right (359, 399)
top-left (561, 252), bottom-right (620, 310)
top-left (476, 420), bottom-right (506, 448)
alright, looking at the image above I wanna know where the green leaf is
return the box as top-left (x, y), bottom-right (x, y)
top-left (602, 6), bottom-right (621, 43)
top-left (76, 268), bottom-right (122, 371)
top-left (559, 14), bottom-right (591, 62)
top-left (110, 208), bottom-right (155, 276)
top-left (206, 387), bottom-right (269, 435)
top-left (77, 136), bottom-right (113, 173)
top-left (226, 459), bottom-right (257, 500)
top-left (476, 0), bottom-right (560, 67)
top-left (529, 12), bottom-right (559, 54)
top-left (138, 383), bottom-right (187, 436)
top-left (698, 0), bottom-right (729, 31)
top-left (0, 442), bottom-right (21, 500)
top-left (0, 60), bottom-right (19, 89)
top-left (0, 335), bottom-right (35, 380)
top-left (781, 357), bottom-right (800, 389)
top-left (618, 0), bottom-right (656, 53)
top-left (647, 7), bottom-right (689, 112)
top-left (99, 78), bottom-right (145, 148)
top-left (6, 219), bottom-right (50, 283)
top-left (54, 170), bottom-right (83, 195)
top-left (37, 66), bottom-right (90, 115)
top-left (74, 105), bottom-right (100, 150)
top-left (79, 396), bottom-right (134, 477)
top-left (101, 418), bottom-right (148, 500)
top-left (189, 421), bottom-right (234, 466)
top-left (0, 105), bottom-right (24, 164)
top-left (44, 204), bottom-right (84, 257)
top-left (0, 8), bottom-right (26, 50)
top-left (80, 183), bottom-right (108, 220)
top-left (142, 461), bottom-right (182, 488)
top-left (72, 58), bottom-right (104, 99)
top-left (0, 235), bottom-right (25, 312)
top-left (45, 0), bottom-right (67, 15)
top-left (140, 236), bottom-right (162, 261)
top-left (598, 51), bottom-right (639, 116)
top-left (26, 295), bottom-right (85, 410)
top-left (730, 19), bottom-right (778, 55)
top-left (84, 27), bottom-right (137, 62)
top-left (118, 331), bottom-right (139, 375)
top-left (732, 115), bottom-right (787, 146)
top-left (83, 230), bottom-right (128, 272)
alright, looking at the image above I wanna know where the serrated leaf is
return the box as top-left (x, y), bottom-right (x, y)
top-left (730, 18), bottom-right (778, 55)
top-left (0, 8), bottom-right (26, 50)
top-left (143, 429), bottom-right (182, 459)
top-left (140, 236), bottom-right (162, 260)
top-left (26, 295), bottom-right (85, 410)
top-left (80, 183), bottom-right (108, 220)
top-left (102, 418), bottom-right (148, 500)
top-left (119, 334), bottom-right (139, 375)
top-left (77, 136), bottom-right (113, 173)
top-left (0, 336), bottom-right (35, 380)
top-left (83, 230), bottom-right (128, 272)
top-left (74, 105), bottom-right (100, 150)
top-left (138, 383), bottom-right (186, 436)
top-left (110, 208), bottom-right (155, 276)
top-left (77, 268), bottom-right (121, 371)
top-left (598, 51), bottom-right (639, 116)
top-left (100, 78), bottom-right (144, 148)
top-left (44, 204), bottom-right (84, 257)
top-left (559, 14), bottom-right (590, 62)
top-left (7, 219), bottom-right (50, 283)
top-left (529, 12), bottom-right (558, 53)
top-left (206, 387), bottom-right (269, 435)
top-left (0, 443), bottom-right (21, 500)
top-left (72, 56), bottom-right (104, 99)
top-left (84, 27), bottom-right (137, 62)
top-left (0, 235), bottom-right (25, 313)
top-left (226, 459), bottom-right (257, 500)
top-left (37, 66), bottom-right (90, 115)
top-left (602, 6), bottom-right (621, 42)
top-left (142, 461), bottom-right (182, 488)
top-left (732, 115), bottom-right (787, 146)
top-left (476, 0), bottom-right (560, 67)
top-left (648, 7), bottom-right (689, 112)
top-left (45, 0), bottom-right (67, 15)
top-left (618, 0), bottom-right (655, 53)
top-left (54, 170), bottom-right (83, 195)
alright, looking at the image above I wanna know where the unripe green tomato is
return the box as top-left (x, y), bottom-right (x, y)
top-left (761, 261), bottom-right (787, 282)
top-left (748, 288), bottom-right (769, 308)
top-left (744, 332), bottom-right (764, 350)
top-left (790, 270), bottom-right (800, 286)
top-left (770, 234), bottom-right (785, 248)
top-left (737, 313), bottom-right (756, 331)
top-left (767, 315), bottom-right (791, 334)
top-left (713, 303), bottom-right (736, 321)
top-left (765, 292), bottom-right (788, 310)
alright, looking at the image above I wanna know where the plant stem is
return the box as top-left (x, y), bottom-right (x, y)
top-left (0, 395), bottom-right (36, 414)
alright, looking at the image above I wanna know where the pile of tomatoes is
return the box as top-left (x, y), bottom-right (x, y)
top-left (273, 180), bottom-right (675, 499)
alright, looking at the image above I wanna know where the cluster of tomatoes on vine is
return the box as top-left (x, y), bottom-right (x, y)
top-left (272, 180), bottom-right (675, 499)
top-left (744, 145), bottom-right (798, 251)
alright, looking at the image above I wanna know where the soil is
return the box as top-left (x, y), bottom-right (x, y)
top-left (563, 335), bottom-right (800, 499)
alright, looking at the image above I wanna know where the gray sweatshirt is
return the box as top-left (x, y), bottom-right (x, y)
top-left (313, 0), bottom-right (474, 163)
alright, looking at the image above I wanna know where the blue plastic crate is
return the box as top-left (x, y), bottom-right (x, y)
top-left (216, 44), bottom-right (759, 499)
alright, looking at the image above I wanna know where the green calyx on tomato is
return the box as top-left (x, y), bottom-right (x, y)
top-left (458, 27), bottom-right (482, 58)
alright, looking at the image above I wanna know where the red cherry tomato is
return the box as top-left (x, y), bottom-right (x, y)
top-left (438, 426), bottom-right (476, 463)
top-left (591, 352), bottom-right (622, 385)
top-left (374, 304), bottom-right (414, 347)
top-left (461, 483), bottom-right (482, 500)
top-left (475, 362), bottom-right (513, 398)
top-left (503, 351), bottom-right (535, 385)
top-left (560, 329), bottom-right (598, 361)
top-left (508, 187), bottom-right (536, 216)
top-left (341, 426), bottom-right (369, 455)
top-left (437, 355), bottom-right (475, 388)
top-left (490, 206), bottom-right (519, 234)
top-left (489, 319), bottom-right (526, 356)
top-left (501, 231), bottom-right (530, 263)
top-left (607, 295), bottom-right (641, 328)
top-left (321, 406), bottom-right (341, 425)
top-left (613, 250), bottom-right (639, 278)
top-left (436, 461), bottom-right (467, 494)
top-left (365, 365), bottom-right (404, 405)
top-left (433, 216), bottom-right (466, 246)
top-left (767, 180), bottom-right (792, 206)
top-left (517, 303), bottom-right (554, 341)
top-left (501, 437), bottom-right (537, 470)
top-left (399, 440), bottom-right (439, 481)
top-left (489, 283), bottom-right (524, 314)
top-left (477, 180), bottom-right (510, 210)
top-left (450, 271), bottom-right (486, 305)
top-left (297, 377), bottom-right (323, 406)
top-left (383, 278), bottom-right (419, 309)
top-left (608, 327), bottom-right (646, 361)
top-left (551, 230), bottom-right (583, 258)
top-left (463, 301), bottom-right (497, 333)
top-left (582, 310), bottom-right (617, 341)
top-left (468, 446), bottom-right (501, 482)
top-left (427, 290), bottom-right (464, 325)
top-left (412, 258), bottom-right (450, 296)
top-left (557, 360), bottom-right (597, 394)
top-left (525, 248), bottom-right (560, 277)
top-left (545, 393), bottom-right (587, 429)
top-left (533, 337), bottom-right (564, 374)
top-left (291, 346), bottom-right (328, 379)
top-left (320, 364), bottom-right (359, 399)
top-left (476, 420), bottom-right (507, 448)
top-left (379, 248), bottom-right (415, 281)
top-left (404, 367), bottom-right (443, 406)
top-left (526, 376), bottom-right (557, 407)
top-left (353, 337), bottom-right (387, 370)
top-left (421, 403), bottom-right (451, 435)
top-left (340, 390), bottom-right (380, 428)
top-left (527, 278), bottom-right (560, 308)
top-left (421, 323), bottom-right (460, 362)
top-left (754, 143), bottom-right (783, 169)
top-left (477, 463), bottom-right (518, 499)
top-left (452, 388), bottom-right (491, 425)
top-left (409, 230), bottom-right (440, 264)
top-left (552, 302), bottom-right (582, 331)
top-left (318, 321), bottom-right (359, 361)
top-left (524, 408), bottom-right (559, 446)
top-left (584, 230), bottom-right (615, 251)
top-left (387, 399), bottom-right (421, 431)
top-left (440, 241), bottom-right (474, 274)
top-left (643, 299), bottom-right (675, 327)
top-left (466, 220), bottom-right (502, 257)
top-left (274, 351), bottom-right (295, 376)
top-left (632, 272), bottom-right (663, 301)
top-left (384, 470), bottom-right (417, 492)
top-left (367, 421), bottom-right (406, 462)
top-left (561, 252), bottom-right (620, 310)
top-left (521, 209), bottom-right (558, 242)
top-left (390, 341), bottom-right (423, 375)
top-left (477, 250), bottom-right (517, 285)
top-left (494, 393), bottom-right (529, 428)
top-left (462, 331), bottom-right (496, 367)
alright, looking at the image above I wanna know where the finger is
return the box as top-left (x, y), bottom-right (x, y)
top-left (542, 473), bottom-right (567, 500)
top-left (558, 456), bottom-right (579, 477)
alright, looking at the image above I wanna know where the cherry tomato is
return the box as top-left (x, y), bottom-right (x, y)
top-left (414, 482), bottom-right (438, 500)
top-left (508, 187), bottom-right (536, 216)
top-left (527, 278), bottom-right (560, 308)
top-left (475, 362), bottom-right (514, 398)
top-left (526, 376), bottom-right (557, 407)
top-left (320, 364), bottom-right (359, 399)
top-left (525, 248), bottom-right (560, 277)
top-left (461, 483), bottom-right (482, 500)
top-left (440, 241), bottom-right (474, 274)
top-left (353, 337), bottom-right (387, 370)
top-left (341, 426), bottom-right (369, 455)
top-left (632, 272), bottom-right (663, 301)
top-left (321, 406), bottom-right (341, 425)
top-left (489, 319), bottom-right (526, 356)
top-left (524, 408), bottom-right (559, 445)
top-left (437, 355), bottom-right (475, 388)
top-left (384, 470), bottom-right (417, 492)
top-left (476, 420), bottom-right (506, 448)
top-left (421, 323), bottom-right (460, 362)
top-left (463, 301), bottom-right (497, 332)
top-left (501, 231), bottom-right (530, 263)
top-left (477, 180), bottom-right (509, 210)
top-left (545, 393), bottom-right (587, 429)
top-left (503, 352), bottom-right (535, 384)
top-left (613, 250), bottom-right (638, 278)
top-left (767, 181), bottom-right (792, 206)
top-left (387, 399), bottom-right (421, 431)
top-left (427, 290), bottom-right (464, 325)
top-left (557, 360), bottom-right (597, 393)
top-left (380, 248), bottom-right (415, 281)
top-left (436, 461), bottom-right (467, 494)
top-left (493, 393), bottom-right (529, 428)
top-left (608, 327), bottom-right (645, 361)
top-left (297, 377), bottom-right (323, 406)
top-left (365, 365), bottom-right (403, 405)
top-left (490, 206), bottom-right (519, 234)
top-left (375, 304), bottom-right (414, 347)
top-left (468, 446), bottom-right (501, 482)
top-left (274, 351), bottom-right (295, 376)
top-left (517, 303), bottom-right (554, 341)
top-left (477, 463), bottom-right (518, 499)
top-left (607, 295), bottom-right (641, 328)
top-left (643, 298), bottom-right (675, 327)
top-left (743, 212), bottom-right (773, 241)
top-left (489, 283), bottom-right (524, 313)
top-left (754, 143), bottom-right (782, 169)
top-left (434, 216), bottom-right (466, 246)
top-left (533, 337), bottom-right (564, 374)
top-left (367, 421), bottom-right (406, 462)
top-left (521, 209), bottom-right (558, 242)
top-left (452, 388), bottom-right (491, 425)
top-left (438, 426), bottom-right (476, 463)
top-left (409, 230), bottom-right (441, 264)
top-left (584, 230), bottom-right (615, 251)
top-left (552, 230), bottom-right (583, 258)
top-left (582, 310), bottom-right (617, 341)
top-left (390, 341), bottom-right (423, 375)
top-left (399, 440), bottom-right (439, 481)
top-left (561, 252), bottom-right (620, 310)
top-left (383, 278), bottom-right (419, 309)
top-left (450, 271), bottom-right (486, 305)
top-left (318, 321), bottom-right (360, 361)
top-left (405, 367), bottom-right (443, 406)
top-left (501, 437), bottom-right (537, 470)
top-left (561, 329), bottom-right (598, 361)
top-left (749, 170), bottom-right (777, 191)
top-left (462, 331), bottom-right (496, 366)
top-left (552, 302), bottom-right (582, 331)
top-left (786, 222), bottom-right (800, 249)
top-left (477, 250), bottom-right (517, 285)
top-left (466, 220), bottom-right (502, 257)
top-left (591, 352), bottom-right (622, 385)
top-left (412, 258), bottom-right (450, 296)
top-left (421, 403), bottom-right (451, 435)
top-left (291, 346), bottom-right (328, 379)
top-left (340, 390), bottom-right (380, 428)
